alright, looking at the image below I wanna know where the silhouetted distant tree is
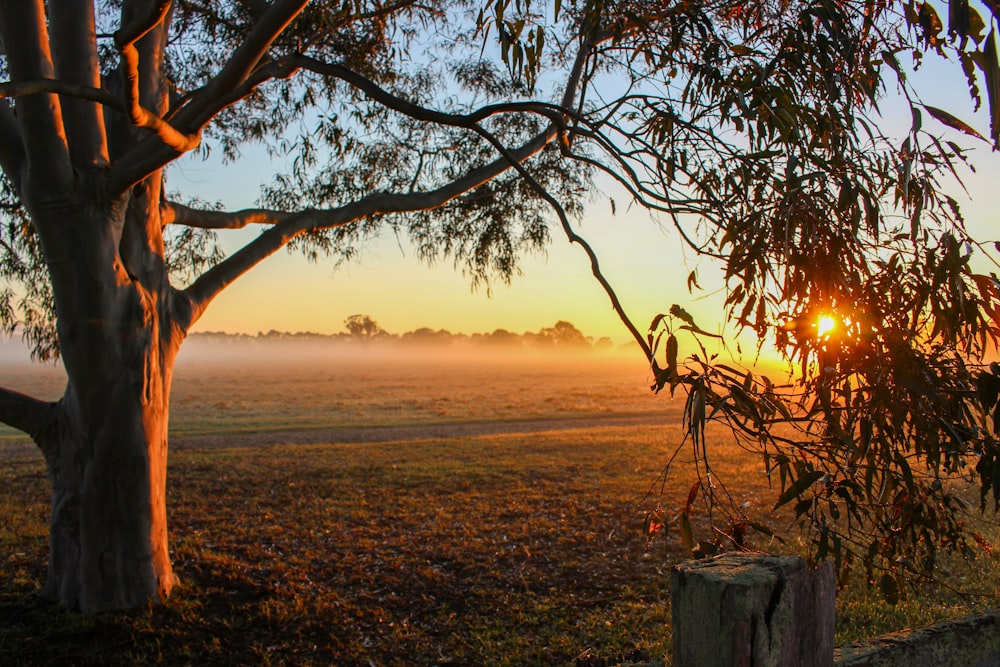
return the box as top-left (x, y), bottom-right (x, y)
top-left (343, 314), bottom-right (385, 343)
top-left (536, 320), bottom-right (588, 348)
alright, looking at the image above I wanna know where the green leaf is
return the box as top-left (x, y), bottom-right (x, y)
top-left (774, 470), bottom-right (824, 510)
top-left (747, 522), bottom-right (785, 543)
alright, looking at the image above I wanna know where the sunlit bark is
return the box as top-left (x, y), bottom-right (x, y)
top-left (49, 0), bottom-right (108, 167)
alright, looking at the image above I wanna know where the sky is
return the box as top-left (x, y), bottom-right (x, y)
top-left (169, 49), bottom-right (1000, 363)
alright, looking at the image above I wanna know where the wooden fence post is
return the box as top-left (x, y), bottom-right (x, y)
top-left (671, 553), bottom-right (836, 667)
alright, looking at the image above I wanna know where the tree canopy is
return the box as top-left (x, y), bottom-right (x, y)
top-left (0, 0), bottom-right (999, 610)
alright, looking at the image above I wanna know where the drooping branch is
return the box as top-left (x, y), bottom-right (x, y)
top-left (0, 385), bottom-right (54, 448)
top-left (466, 117), bottom-right (655, 365)
top-left (181, 126), bottom-right (557, 325)
top-left (0, 0), bottom-right (71, 185)
top-left (108, 0), bottom-right (309, 195)
top-left (161, 201), bottom-right (293, 229)
top-left (113, 1), bottom-right (199, 155)
top-left (294, 55), bottom-right (570, 131)
top-left (49, 0), bottom-right (108, 167)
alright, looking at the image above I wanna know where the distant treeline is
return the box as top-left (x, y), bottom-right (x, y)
top-left (190, 315), bottom-right (619, 352)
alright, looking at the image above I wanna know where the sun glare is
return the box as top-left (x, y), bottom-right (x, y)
top-left (816, 315), bottom-right (836, 338)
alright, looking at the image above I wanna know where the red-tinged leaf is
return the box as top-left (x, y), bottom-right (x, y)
top-left (922, 104), bottom-right (987, 141)
top-left (918, 2), bottom-right (944, 44)
top-left (972, 532), bottom-right (993, 554)
top-left (969, 6), bottom-right (986, 43)
top-left (685, 481), bottom-right (700, 513)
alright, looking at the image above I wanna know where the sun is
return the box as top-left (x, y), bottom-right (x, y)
top-left (816, 315), bottom-right (837, 338)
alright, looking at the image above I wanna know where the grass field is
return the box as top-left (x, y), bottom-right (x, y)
top-left (1, 347), bottom-right (998, 665)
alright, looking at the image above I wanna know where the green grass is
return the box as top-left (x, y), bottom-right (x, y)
top-left (1, 424), bottom-right (998, 666)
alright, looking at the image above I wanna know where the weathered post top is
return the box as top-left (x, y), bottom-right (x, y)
top-left (671, 553), bottom-right (836, 667)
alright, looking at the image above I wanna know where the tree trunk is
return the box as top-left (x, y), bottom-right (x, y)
top-left (42, 353), bottom-right (178, 612)
top-left (26, 173), bottom-right (184, 612)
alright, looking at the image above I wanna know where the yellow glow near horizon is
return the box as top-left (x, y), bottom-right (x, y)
top-left (816, 315), bottom-right (836, 338)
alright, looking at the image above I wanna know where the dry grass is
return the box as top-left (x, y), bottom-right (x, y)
top-left (3, 426), bottom-right (689, 666)
top-left (1, 350), bottom-right (998, 665)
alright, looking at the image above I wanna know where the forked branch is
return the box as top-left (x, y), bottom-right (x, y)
top-left (109, 0), bottom-right (310, 194)
top-left (114, 0), bottom-right (199, 154)
top-left (0, 79), bottom-right (122, 110)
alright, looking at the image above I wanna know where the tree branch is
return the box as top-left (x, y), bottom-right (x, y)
top-left (0, 0), bottom-right (72, 185)
top-left (469, 122), bottom-right (654, 364)
top-left (49, 0), bottom-right (109, 167)
top-left (0, 78), bottom-right (124, 111)
top-left (181, 126), bottom-right (556, 325)
top-left (115, 0), bottom-right (173, 47)
top-left (0, 385), bottom-right (54, 447)
top-left (172, 0), bottom-right (306, 125)
top-left (179, 21), bottom-right (603, 329)
top-left (293, 55), bottom-right (570, 130)
top-left (113, 0), bottom-right (199, 155)
top-left (161, 201), bottom-right (293, 229)
top-left (107, 0), bottom-right (309, 195)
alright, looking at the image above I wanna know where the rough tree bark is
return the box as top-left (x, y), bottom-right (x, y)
top-left (27, 184), bottom-right (185, 611)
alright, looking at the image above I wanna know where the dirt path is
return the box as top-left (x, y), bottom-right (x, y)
top-left (1, 412), bottom-right (676, 461)
top-left (170, 411), bottom-right (676, 450)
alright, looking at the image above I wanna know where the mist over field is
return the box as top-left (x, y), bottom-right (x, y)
top-left (0, 334), bottom-right (687, 445)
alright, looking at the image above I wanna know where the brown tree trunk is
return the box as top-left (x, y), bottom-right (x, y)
top-left (43, 359), bottom-right (177, 612)
top-left (26, 173), bottom-right (184, 612)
